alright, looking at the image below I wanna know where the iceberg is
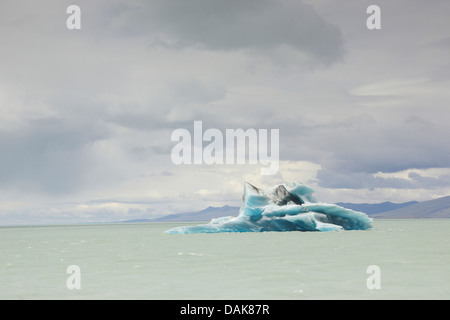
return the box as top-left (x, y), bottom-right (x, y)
top-left (166, 182), bottom-right (373, 234)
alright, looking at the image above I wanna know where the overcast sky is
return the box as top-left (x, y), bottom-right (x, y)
top-left (1, 0), bottom-right (450, 225)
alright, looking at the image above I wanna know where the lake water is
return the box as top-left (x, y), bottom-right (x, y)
top-left (1, 219), bottom-right (449, 300)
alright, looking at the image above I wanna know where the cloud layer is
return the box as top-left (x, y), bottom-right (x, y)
top-left (1, 0), bottom-right (450, 224)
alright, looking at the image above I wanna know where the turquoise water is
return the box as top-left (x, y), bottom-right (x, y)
top-left (1, 220), bottom-right (449, 299)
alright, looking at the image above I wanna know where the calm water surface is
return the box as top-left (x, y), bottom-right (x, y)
top-left (1, 219), bottom-right (449, 299)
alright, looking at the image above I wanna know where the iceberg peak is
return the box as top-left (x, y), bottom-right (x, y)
top-left (166, 181), bottom-right (373, 234)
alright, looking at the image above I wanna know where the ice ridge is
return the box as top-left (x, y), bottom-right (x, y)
top-left (166, 182), bottom-right (373, 234)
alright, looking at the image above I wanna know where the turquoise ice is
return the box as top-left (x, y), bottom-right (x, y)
top-left (166, 182), bottom-right (373, 234)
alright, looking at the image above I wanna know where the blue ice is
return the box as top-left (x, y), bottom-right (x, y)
top-left (166, 182), bottom-right (373, 234)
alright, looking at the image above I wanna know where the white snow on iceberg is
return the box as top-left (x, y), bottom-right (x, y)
top-left (166, 182), bottom-right (373, 234)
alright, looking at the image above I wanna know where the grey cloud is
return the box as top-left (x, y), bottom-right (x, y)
top-left (167, 80), bottom-right (227, 105)
top-left (106, 113), bottom-right (192, 132)
top-left (317, 170), bottom-right (450, 190)
top-left (407, 172), bottom-right (450, 189)
top-left (340, 117), bottom-right (445, 172)
top-left (278, 113), bottom-right (450, 190)
top-left (150, 145), bottom-right (173, 155)
top-left (107, 0), bottom-right (344, 65)
top-left (425, 36), bottom-right (450, 49)
top-left (316, 170), bottom-right (409, 190)
top-left (160, 170), bottom-right (174, 176)
top-left (0, 117), bottom-right (110, 194)
top-left (103, 79), bottom-right (227, 132)
top-left (1, 0), bottom-right (450, 225)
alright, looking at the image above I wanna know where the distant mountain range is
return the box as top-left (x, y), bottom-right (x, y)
top-left (335, 201), bottom-right (419, 215)
top-left (118, 195), bottom-right (450, 223)
top-left (337, 196), bottom-right (450, 218)
top-left (366, 196), bottom-right (450, 219)
top-left (115, 205), bottom-right (240, 224)
top-left (152, 205), bottom-right (239, 222)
